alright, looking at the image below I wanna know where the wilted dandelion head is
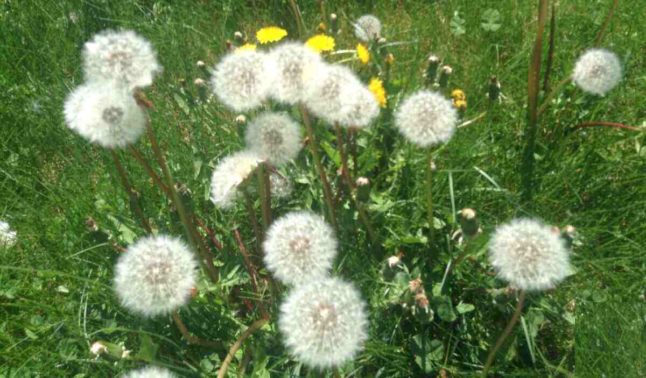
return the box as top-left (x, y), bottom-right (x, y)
top-left (279, 277), bottom-right (368, 368)
top-left (572, 48), bottom-right (622, 96)
top-left (245, 112), bottom-right (302, 165)
top-left (394, 90), bottom-right (457, 148)
top-left (488, 218), bottom-right (572, 291)
top-left (270, 172), bottom-right (293, 199)
top-left (303, 63), bottom-right (362, 125)
top-left (337, 84), bottom-right (380, 129)
top-left (210, 151), bottom-right (262, 209)
top-left (267, 42), bottom-right (323, 104)
top-left (263, 211), bottom-right (337, 286)
top-left (64, 81), bottom-right (146, 149)
top-left (210, 50), bottom-right (272, 111)
top-left (124, 366), bottom-right (176, 378)
top-left (354, 15), bottom-right (382, 42)
top-left (114, 235), bottom-right (197, 317)
top-left (82, 30), bottom-right (161, 90)
top-left (0, 220), bottom-right (17, 248)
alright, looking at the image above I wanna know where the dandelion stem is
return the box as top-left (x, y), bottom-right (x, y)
top-left (145, 118), bottom-right (219, 283)
top-left (482, 290), bottom-right (527, 376)
top-left (110, 151), bottom-right (152, 233)
top-left (543, 2), bottom-right (557, 92)
top-left (233, 229), bottom-right (270, 319)
top-left (243, 191), bottom-right (263, 254)
top-left (300, 105), bottom-right (339, 232)
top-left (426, 150), bottom-right (434, 243)
top-left (217, 317), bottom-right (269, 378)
top-left (572, 121), bottom-right (641, 132)
top-left (128, 146), bottom-right (172, 198)
top-left (172, 311), bottom-right (225, 351)
top-left (257, 162), bottom-right (272, 231)
top-left (288, 0), bottom-right (305, 38)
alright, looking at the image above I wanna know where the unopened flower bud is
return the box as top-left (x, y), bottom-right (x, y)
top-left (194, 78), bottom-right (206, 87)
top-left (233, 31), bottom-right (244, 44)
top-left (90, 341), bottom-right (108, 356)
top-left (235, 114), bottom-right (247, 124)
top-left (458, 208), bottom-right (480, 238)
top-left (377, 37), bottom-right (387, 44)
top-left (488, 75), bottom-right (501, 101)
top-left (385, 53), bottom-right (395, 66)
top-left (225, 40), bottom-right (233, 51)
top-left (355, 176), bottom-right (371, 201)
top-left (425, 54), bottom-right (441, 84)
top-left (196, 60), bottom-right (206, 68)
top-left (330, 13), bottom-right (339, 34)
top-left (85, 217), bottom-right (98, 232)
top-left (387, 255), bottom-right (400, 268)
top-left (438, 65), bottom-right (452, 88)
top-left (317, 22), bottom-right (327, 33)
top-left (561, 225), bottom-right (576, 249)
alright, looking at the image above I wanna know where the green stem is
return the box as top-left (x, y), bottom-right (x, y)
top-left (594, 0), bottom-right (619, 46)
top-left (110, 150), bottom-right (152, 233)
top-left (243, 191), bottom-right (263, 254)
top-left (482, 290), bottom-right (527, 376)
top-left (257, 162), bottom-right (272, 231)
top-left (217, 317), bottom-right (269, 378)
top-left (426, 150), bottom-right (434, 243)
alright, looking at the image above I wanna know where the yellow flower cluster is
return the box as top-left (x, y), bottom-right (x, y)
top-left (256, 26), bottom-right (287, 44)
top-left (451, 89), bottom-right (467, 111)
top-left (305, 34), bottom-right (335, 53)
top-left (356, 43), bottom-right (370, 64)
top-left (369, 78), bottom-right (387, 108)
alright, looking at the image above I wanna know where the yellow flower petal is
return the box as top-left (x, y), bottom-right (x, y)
top-left (369, 78), bottom-right (387, 108)
top-left (453, 99), bottom-right (467, 111)
top-left (451, 89), bottom-right (466, 101)
top-left (357, 43), bottom-right (370, 65)
top-left (305, 34), bottom-right (335, 53)
top-left (256, 26), bottom-right (287, 44)
top-left (236, 43), bottom-right (257, 53)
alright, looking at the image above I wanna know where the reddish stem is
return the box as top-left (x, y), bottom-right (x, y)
top-left (573, 121), bottom-right (640, 132)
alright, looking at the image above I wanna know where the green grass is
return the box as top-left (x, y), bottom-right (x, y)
top-left (1, 0), bottom-right (644, 376)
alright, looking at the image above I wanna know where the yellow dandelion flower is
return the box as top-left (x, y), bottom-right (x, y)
top-left (369, 78), bottom-right (387, 108)
top-left (356, 43), bottom-right (370, 64)
top-left (451, 89), bottom-right (466, 101)
top-left (305, 34), bottom-right (335, 53)
top-left (256, 26), bottom-right (288, 44)
top-left (453, 99), bottom-right (467, 111)
top-left (236, 43), bottom-right (257, 53)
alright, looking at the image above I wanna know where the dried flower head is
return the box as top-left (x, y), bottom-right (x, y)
top-left (114, 235), bottom-right (197, 317)
top-left (210, 50), bottom-right (272, 111)
top-left (124, 366), bottom-right (176, 378)
top-left (572, 48), bottom-right (622, 96)
top-left (82, 30), bottom-right (161, 90)
top-left (354, 15), bottom-right (382, 42)
top-left (305, 34), bottom-right (336, 53)
top-left (263, 211), bottom-right (337, 285)
top-left (244, 112), bottom-right (302, 165)
top-left (64, 81), bottom-right (146, 148)
top-left (0, 220), bottom-right (17, 248)
top-left (210, 151), bottom-right (262, 209)
top-left (256, 26), bottom-right (288, 44)
top-left (488, 218), bottom-right (573, 291)
top-left (266, 42), bottom-right (323, 104)
top-left (279, 277), bottom-right (368, 368)
top-left (394, 90), bottom-right (457, 148)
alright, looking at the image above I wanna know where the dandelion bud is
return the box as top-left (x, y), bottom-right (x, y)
top-left (235, 114), bottom-right (247, 124)
top-left (196, 60), bottom-right (206, 68)
top-left (458, 208), bottom-right (480, 238)
top-left (560, 225), bottom-right (576, 249)
top-left (387, 255), bottom-right (401, 268)
top-left (415, 292), bottom-right (429, 309)
top-left (90, 341), bottom-right (108, 356)
top-left (317, 22), bottom-right (327, 33)
top-left (377, 37), bottom-right (387, 44)
top-left (233, 31), bottom-right (244, 43)
top-left (385, 53), bottom-right (395, 66)
top-left (488, 75), bottom-right (501, 101)
top-left (409, 278), bottom-right (423, 293)
top-left (124, 366), bottom-right (176, 378)
top-left (425, 55), bottom-right (440, 84)
top-left (330, 13), bottom-right (339, 34)
top-left (438, 65), bottom-right (453, 88)
top-left (572, 48), bottom-right (622, 96)
top-left (194, 78), bottom-right (205, 87)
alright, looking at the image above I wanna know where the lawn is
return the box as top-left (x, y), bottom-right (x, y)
top-left (1, 0), bottom-right (644, 377)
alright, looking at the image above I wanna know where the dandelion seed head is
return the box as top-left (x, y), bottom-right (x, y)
top-left (64, 81), bottom-right (146, 148)
top-left (354, 15), bottom-right (382, 42)
top-left (488, 218), bottom-right (573, 291)
top-left (210, 151), bottom-right (262, 209)
top-left (210, 50), bottom-right (272, 111)
top-left (337, 84), bottom-right (380, 129)
top-left (394, 90), bottom-right (457, 148)
top-left (267, 42), bottom-right (323, 104)
top-left (304, 64), bottom-right (362, 125)
top-left (0, 221), bottom-right (17, 248)
top-left (82, 30), bottom-right (161, 90)
top-left (114, 235), bottom-right (197, 317)
top-left (263, 211), bottom-right (337, 286)
top-left (124, 366), bottom-right (176, 378)
top-left (279, 277), bottom-right (368, 368)
top-left (244, 112), bottom-right (302, 165)
top-left (270, 172), bottom-right (293, 199)
top-left (572, 48), bottom-right (622, 96)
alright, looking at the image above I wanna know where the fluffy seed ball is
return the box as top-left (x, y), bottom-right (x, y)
top-left (394, 90), bottom-right (458, 148)
top-left (263, 211), bottom-right (337, 286)
top-left (64, 81), bottom-right (146, 148)
top-left (572, 48), bottom-right (622, 96)
top-left (82, 30), bottom-right (162, 90)
top-left (279, 277), bottom-right (368, 368)
top-left (124, 366), bottom-right (176, 378)
top-left (304, 63), bottom-right (365, 126)
top-left (488, 218), bottom-right (572, 291)
top-left (210, 151), bottom-right (262, 209)
top-left (270, 172), bottom-right (293, 199)
top-left (337, 84), bottom-right (380, 129)
top-left (114, 235), bottom-right (198, 317)
top-left (244, 112), bottom-right (302, 166)
top-left (267, 42), bottom-right (323, 104)
top-left (211, 50), bottom-right (272, 111)
top-left (354, 15), bottom-right (382, 42)
top-left (0, 220), bottom-right (17, 248)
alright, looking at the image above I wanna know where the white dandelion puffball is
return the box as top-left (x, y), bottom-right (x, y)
top-left (244, 112), bottom-right (302, 166)
top-left (572, 48), bottom-right (622, 96)
top-left (123, 366), bottom-right (176, 378)
top-left (114, 235), bottom-right (197, 317)
top-left (82, 30), bottom-right (161, 90)
top-left (64, 81), bottom-right (146, 148)
top-left (210, 151), bottom-right (262, 209)
top-left (211, 50), bottom-right (272, 112)
top-left (263, 211), bottom-right (337, 286)
top-left (338, 84), bottom-right (380, 128)
top-left (354, 15), bottom-right (382, 42)
top-left (488, 218), bottom-right (573, 291)
top-left (267, 42), bottom-right (323, 104)
top-left (303, 63), bottom-right (363, 126)
top-left (0, 220), bottom-right (17, 248)
top-left (394, 90), bottom-right (458, 148)
top-left (270, 172), bottom-right (293, 199)
top-left (279, 277), bottom-right (368, 368)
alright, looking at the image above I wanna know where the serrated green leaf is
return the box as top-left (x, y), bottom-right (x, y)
top-left (456, 302), bottom-right (475, 314)
top-left (450, 11), bottom-right (466, 35)
top-left (481, 9), bottom-right (502, 31)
